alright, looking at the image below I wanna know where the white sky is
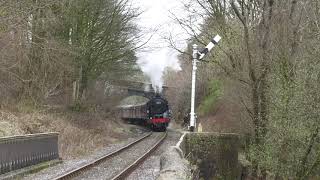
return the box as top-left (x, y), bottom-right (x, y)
top-left (132, 0), bottom-right (190, 89)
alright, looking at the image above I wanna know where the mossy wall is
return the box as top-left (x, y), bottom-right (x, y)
top-left (185, 133), bottom-right (239, 179)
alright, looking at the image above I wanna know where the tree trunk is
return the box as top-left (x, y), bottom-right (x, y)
top-left (78, 67), bottom-right (89, 103)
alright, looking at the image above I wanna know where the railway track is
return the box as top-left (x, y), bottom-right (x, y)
top-left (53, 131), bottom-right (167, 180)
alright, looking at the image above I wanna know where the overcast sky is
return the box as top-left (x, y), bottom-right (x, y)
top-left (132, 0), bottom-right (190, 90)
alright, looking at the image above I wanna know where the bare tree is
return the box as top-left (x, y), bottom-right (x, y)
top-left (168, 0), bottom-right (320, 178)
top-left (0, 0), bottom-right (143, 107)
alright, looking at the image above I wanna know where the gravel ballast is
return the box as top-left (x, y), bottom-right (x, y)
top-left (74, 132), bottom-right (163, 180)
top-left (20, 127), bottom-right (149, 180)
top-left (17, 128), bottom-right (184, 180)
top-left (127, 129), bottom-right (182, 180)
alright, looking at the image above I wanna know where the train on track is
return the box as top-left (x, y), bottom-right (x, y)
top-left (118, 94), bottom-right (171, 131)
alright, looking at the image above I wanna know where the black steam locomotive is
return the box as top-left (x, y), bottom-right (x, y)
top-left (119, 94), bottom-right (170, 131)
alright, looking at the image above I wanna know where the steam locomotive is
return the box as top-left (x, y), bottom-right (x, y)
top-left (119, 94), bottom-right (170, 131)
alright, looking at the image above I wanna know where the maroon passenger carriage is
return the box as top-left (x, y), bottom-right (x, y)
top-left (119, 94), bottom-right (171, 131)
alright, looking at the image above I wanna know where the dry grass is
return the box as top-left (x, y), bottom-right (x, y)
top-left (0, 111), bottom-right (25, 136)
top-left (0, 106), bottom-right (133, 159)
top-left (195, 79), bottom-right (253, 135)
top-left (198, 98), bottom-right (252, 135)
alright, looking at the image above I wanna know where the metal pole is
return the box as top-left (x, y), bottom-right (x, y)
top-left (189, 44), bottom-right (198, 132)
top-left (188, 35), bottom-right (221, 132)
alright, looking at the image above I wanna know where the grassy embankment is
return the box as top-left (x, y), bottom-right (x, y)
top-left (0, 102), bottom-right (135, 159)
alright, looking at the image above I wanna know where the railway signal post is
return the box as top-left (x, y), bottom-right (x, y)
top-left (189, 35), bottom-right (221, 132)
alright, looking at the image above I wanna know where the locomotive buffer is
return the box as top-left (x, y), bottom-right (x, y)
top-left (189, 35), bottom-right (221, 132)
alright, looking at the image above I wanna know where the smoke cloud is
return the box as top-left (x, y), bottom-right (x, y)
top-left (137, 48), bottom-right (181, 92)
top-left (132, 0), bottom-right (189, 91)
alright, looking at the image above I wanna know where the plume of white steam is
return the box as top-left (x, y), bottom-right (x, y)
top-left (144, 84), bottom-right (151, 92)
top-left (137, 48), bottom-right (181, 92)
top-left (132, 0), bottom-right (188, 90)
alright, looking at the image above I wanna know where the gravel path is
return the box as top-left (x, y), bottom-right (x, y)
top-left (74, 132), bottom-right (164, 180)
top-left (21, 126), bottom-right (149, 180)
top-left (126, 128), bottom-right (182, 180)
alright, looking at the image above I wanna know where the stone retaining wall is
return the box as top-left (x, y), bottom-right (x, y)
top-left (157, 132), bottom-right (240, 179)
top-left (184, 132), bottom-right (240, 179)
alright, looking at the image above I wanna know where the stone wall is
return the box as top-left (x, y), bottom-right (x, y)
top-left (184, 132), bottom-right (239, 179)
top-left (157, 132), bottom-right (240, 180)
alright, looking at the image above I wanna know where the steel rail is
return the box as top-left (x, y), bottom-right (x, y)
top-left (52, 132), bottom-right (152, 180)
top-left (111, 131), bottom-right (167, 180)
